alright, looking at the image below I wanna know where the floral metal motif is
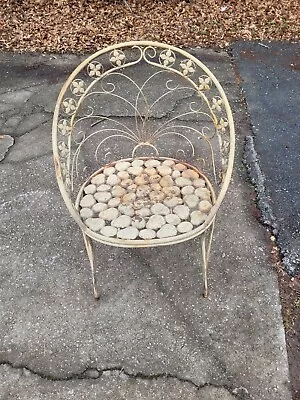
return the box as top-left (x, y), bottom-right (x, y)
top-left (62, 98), bottom-right (77, 115)
top-left (88, 61), bottom-right (103, 77)
top-left (180, 59), bottom-right (196, 76)
top-left (159, 49), bottom-right (176, 67)
top-left (211, 97), bottom-right (223, 112)
top-left (198, 76), bottom-right (211, 91)
top-left (58, 119), bottom-right (71, 135)
top-left (109, 49), bottom-right (126, 66)
top-left (58, 141), bottom-right (69, 157)
top-left (71, 79), bottom-right (86, 96)
top-left (217, 117), bottom-right (229, 132)
top-left (58, 141), bottom-right (71, 190)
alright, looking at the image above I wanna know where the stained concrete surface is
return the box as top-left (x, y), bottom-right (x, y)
top-left (232, 41), bottom-right (300, 275)
top-left (0, 49), bottom-right (292, 399)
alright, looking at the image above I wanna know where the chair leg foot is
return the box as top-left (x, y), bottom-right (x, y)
top-left (93, 285), bottom-right (100, 300)
top-left (82, 231), bottom-right (100, 300)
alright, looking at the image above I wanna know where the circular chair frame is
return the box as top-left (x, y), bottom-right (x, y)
top-left (52, 41), bottom-right (235, 299)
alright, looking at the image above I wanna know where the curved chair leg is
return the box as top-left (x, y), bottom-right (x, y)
top-left (200, 220), bottom-right (215, 298)
top-left (82, 231), bottom-right (100, 300)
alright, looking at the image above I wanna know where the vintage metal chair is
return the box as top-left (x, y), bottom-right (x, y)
top-left (52, 41), bottom-right (235, 299)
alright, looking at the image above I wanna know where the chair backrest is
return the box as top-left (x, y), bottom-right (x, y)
top-left (52, 41), bottom-right (235, 237)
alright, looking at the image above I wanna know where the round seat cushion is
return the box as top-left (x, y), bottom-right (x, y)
top-left (78, 157), bottom-right (213, 241)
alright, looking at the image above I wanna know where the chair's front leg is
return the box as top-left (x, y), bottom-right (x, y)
top-left (201, 235), bottom-right (208, 298)
top-left (206, 219), bottom-right (215, 266)
top-left (82, 231), bottom-right (100, 300)
top-left (200, 219), bottom-right (215, 298)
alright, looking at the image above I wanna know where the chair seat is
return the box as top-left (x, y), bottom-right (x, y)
top-left (75, 157), bottom-right (216, 247)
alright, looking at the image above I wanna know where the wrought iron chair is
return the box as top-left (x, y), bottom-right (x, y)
top-left (52, 41), bottom-right (235, 299)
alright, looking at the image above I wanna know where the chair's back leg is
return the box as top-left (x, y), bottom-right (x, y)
top-left (82, 232), bottom-right (100, 300)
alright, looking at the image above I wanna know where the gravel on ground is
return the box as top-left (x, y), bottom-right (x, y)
top-left (0, 0), bottom-right (299, 53)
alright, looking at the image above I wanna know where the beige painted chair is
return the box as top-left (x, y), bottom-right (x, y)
top-left (52, 41), bottom-right (235, 299)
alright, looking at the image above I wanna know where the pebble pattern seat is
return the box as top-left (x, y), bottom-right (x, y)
top-left (77, 157), bottom-right (215, 244)
top-left (52, 41), bottom-right (235, 299)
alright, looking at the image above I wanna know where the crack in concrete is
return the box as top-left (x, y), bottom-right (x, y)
top-left (1, 106), bottom-right (53, 140)
top-left (70, 95), bottom-right (199, 122)
top-left (1, 151), bottom-right (53, 165)
top-left (0, 134), bottom-right (14, 162)
top-left (243, 135), bottom-right (300, 275)
top-left (243, 135), bottom-right (278, 235)
top-left (0, 361), bottom-right (250, 398)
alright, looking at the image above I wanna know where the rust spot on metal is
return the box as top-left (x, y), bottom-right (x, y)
top-left (54, 156), bottom-right (62, 179)
top-left (54, 156), bottom-right (59, 170)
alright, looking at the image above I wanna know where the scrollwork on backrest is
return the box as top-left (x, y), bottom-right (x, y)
top-left (52, 41), bottom-right (234, 214)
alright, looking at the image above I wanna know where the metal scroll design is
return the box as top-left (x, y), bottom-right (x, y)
top-left (55, 44), bottom-right (232, 196)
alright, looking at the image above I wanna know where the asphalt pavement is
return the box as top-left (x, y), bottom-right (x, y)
top-left (0, 44), bottom-right (297, 399)
top-left (232, 41), bottom-right (300, 276)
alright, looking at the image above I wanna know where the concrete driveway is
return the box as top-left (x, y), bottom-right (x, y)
top-left (0, 49), bottom-right (292, 399)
